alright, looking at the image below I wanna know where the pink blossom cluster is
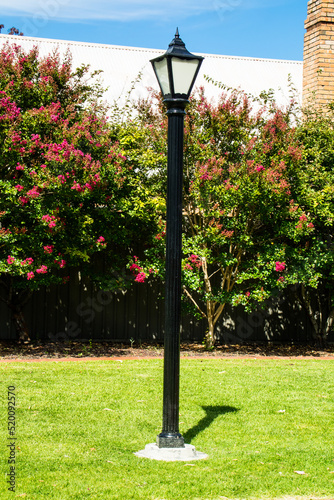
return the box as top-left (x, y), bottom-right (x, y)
top-left (44, 245), bottom-right (54, 254)
top-left (19, 196), bottom-right (29, 205)
top-left (130, 263), bottom-right (141, 273)
top-left (7, 255), bottom-right (15, 265)
top-left (0, 96), bottom-right (21, 121)
top-left (36, 265), bottom-right (48, 274)
top-left (96, 236), bottom-right (106, 247)
top-left (187, 254), bottom-right (202, 270)
top-left (41, 214), bottom-right (57, 228)
top-left (21, 257), bottom-right (34, 266)
top-left (130, 257), bottom-right (147, 283)
top-left (275, 262), bottom-right (286, 272)
top-left (57, 174), bottom-right (66, 184)
top-left (135, 272), bottom-right (146, 283)
top-left (296, 214), bottom-right (314, 230)
top-left (198, 158), bottom-right (223, 183)
top-left (43, 140), bottom-right (84, 163)
top-left (26, 186), bottom-right (40, 199)
top-left (11, 131), bottom-right (22, 144)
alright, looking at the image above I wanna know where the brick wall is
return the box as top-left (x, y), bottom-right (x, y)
top-left (303, 0), bottom-right (334, 106)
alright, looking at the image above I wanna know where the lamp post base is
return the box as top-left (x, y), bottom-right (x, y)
top-left (134, 443), bottom-right (208, 462)
top-left (156, 432), bottom-right (184, 448)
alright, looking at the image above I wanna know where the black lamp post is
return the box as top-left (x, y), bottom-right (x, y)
top-left (150, 30), bottom-right (203, 449)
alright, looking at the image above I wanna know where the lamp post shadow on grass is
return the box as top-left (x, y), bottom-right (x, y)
top-left (182, 406), bottom-right (239, 443)
top-left (134, 404), bottom-right (239, 461)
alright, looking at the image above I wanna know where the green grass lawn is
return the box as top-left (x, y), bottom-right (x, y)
top-left (1, 357), bottom-right (334, 500)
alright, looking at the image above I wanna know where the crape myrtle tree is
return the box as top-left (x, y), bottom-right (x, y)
top-left (286, 105), bottom-right (334, 344)
top-left (0, 43), bottom-right (158, 340)
top-left (236, 102), bottom-right (334, 345)
top-left (125, 87), bottom-right (329, 348)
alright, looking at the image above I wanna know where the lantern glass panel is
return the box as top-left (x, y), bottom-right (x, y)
top-left (153, 58), bottom-right (171, 96)
top-left (171, 57), bottom-right (199, 96)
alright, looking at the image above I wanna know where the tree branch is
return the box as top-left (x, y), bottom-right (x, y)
top-left (183, 286), bottom-right (207, 318)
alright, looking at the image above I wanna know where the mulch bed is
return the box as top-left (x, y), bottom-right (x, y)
top-left (0, 340), bottom-right (334, 361)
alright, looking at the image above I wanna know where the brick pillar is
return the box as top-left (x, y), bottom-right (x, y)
top-left (303, 0), bottom-right (334, 106)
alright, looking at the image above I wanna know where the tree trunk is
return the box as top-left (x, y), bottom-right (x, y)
top-left (204, 313), bottom-right (215, 350)
top-left (11, 305), bottom-right (30, 343)
top-left (296, 284), bottom-right (332, 346)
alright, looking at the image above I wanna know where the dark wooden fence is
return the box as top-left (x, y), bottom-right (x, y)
top-left (1, 268), bottom-right (328, 344)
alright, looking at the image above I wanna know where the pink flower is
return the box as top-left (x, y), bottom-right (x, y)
top-left (15, 184), bottom-right (24, 191)
top-left (130, 263), bottom-right (141, 273)
top-left (44, 245), bottom-right (54, 254)
top-left (246, 291), bottom-right (251, 297)
top-left (135, 272), bottom-right (146, 283)
top-left (42, 215), bottom-right (57, 228)
top-left (7, 255), bottom-right (15, 265)
top-left (21, 257), bottom-right (34, 266)
top-left (189, 254), bottom-right (199, 262)
top-left (275, 262), bottom-right (286, 272)
top-left (256, 165), bottom-right (265, 172)
top-left (184, 263), bottom-right (193, 271)
top-left (26, 186), bottom-right (40, 199)
top-left (97, 236), bottom-right (105, 244)
top-left (57, 259), bottom-right (66, 268)
top-left (19, 196), bottom-right (29, 205)
top-left (36, 265), bottom-right (48, 274)
top-left (189, 254), bottom-right (202, 268)
top-left (16, 163), bottom-right (24, 171)
top-left (27, 272), bottom-right (35, 280)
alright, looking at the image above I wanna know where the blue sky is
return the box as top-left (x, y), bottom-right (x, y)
top-left (0, 0), bottom-right (307, 61)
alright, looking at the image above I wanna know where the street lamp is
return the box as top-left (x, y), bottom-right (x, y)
top-left (151, 29), bottom-right (203, 450)
top-left (134, 31), bottom-right (206, 460)
top-left (135, 30), bottom-right (206, 461)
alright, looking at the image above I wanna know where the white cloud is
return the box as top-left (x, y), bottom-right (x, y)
top-left (0, 0), bottom-right (290, 23)
top-left (0, 0), bottom-right (218, 22)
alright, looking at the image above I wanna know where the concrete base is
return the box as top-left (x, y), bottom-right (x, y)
top-left (134, 443), bottom-right (208, 461)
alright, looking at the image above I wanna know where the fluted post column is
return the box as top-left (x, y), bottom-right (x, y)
top-left (156, 101), bottom-right (186, 448)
